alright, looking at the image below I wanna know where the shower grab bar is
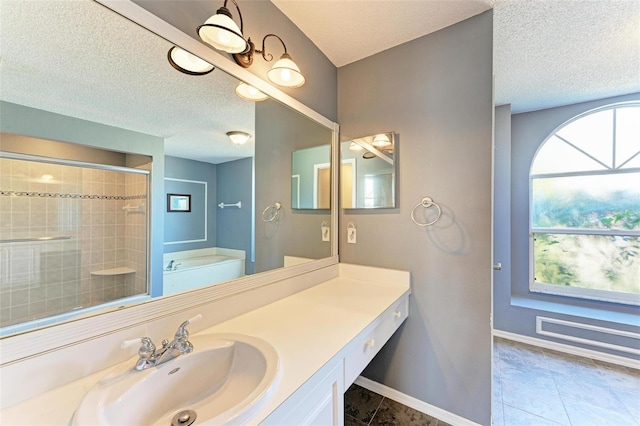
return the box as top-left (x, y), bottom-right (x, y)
top-left (0, 236), bottom-right (73, 244)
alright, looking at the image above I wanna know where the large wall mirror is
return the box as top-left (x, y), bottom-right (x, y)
top-left (0, 0), bottom-right (336, 338)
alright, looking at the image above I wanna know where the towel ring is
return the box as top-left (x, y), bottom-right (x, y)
top-left (411, 197), bottom-right (442, 227)
top-left (262, 202), bottom-right (282, 222)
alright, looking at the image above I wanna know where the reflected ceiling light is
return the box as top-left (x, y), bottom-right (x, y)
top-left (234, 34), bottom-right (305, 88)
top-left (349, 142), bottom-right (364, 151)
top-left (197, 0), bottom-right (247, 54)
top-left (363, 151), bottom-right (376, 159)
top-left (167, 47), bottom-right (214, 76)
top-left (41, 174), bottom-right (54, 182)
top-left (372, 134), bottom-right (391, 147)
top-left (227, 131), bottom-right (251, 145)
top-left (235, 82), bottom-right (268, 101)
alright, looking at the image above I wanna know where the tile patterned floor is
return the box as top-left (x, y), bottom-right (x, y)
top-left (493, 337), bottom-right (640, 426)
top-left (344, 384), bottom-right (452, 426)
top-left (345, 338), bottom-right (639, 426)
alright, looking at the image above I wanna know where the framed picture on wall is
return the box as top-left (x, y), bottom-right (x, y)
top-left (167, 193), bottom-right (191, 212)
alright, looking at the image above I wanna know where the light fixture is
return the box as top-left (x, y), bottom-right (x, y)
top-left (197, 0), bottom-right (247, 54)
top-left (227, 131), bottom-right (251, 145)
top-left (235, 82), bottom-right (268, 101)
top-left (372, 134), bottom-right (391, 147)
top-left (349, 142), bottom-right (364, 151)
top-left (233, 33), bottom-right (305, 88)
top-left (167, 46), bottom-right (214, 75)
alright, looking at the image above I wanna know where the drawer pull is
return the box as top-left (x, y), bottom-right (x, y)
top-left (394, 311), bottom-right (402, 318)
top-left (365, 339), bottom-right (375, 349)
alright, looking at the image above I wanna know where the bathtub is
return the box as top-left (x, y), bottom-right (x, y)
top-left (162, 248), bottom-right (245, 295)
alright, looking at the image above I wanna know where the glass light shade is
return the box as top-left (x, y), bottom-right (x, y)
top-left (168, 47), bottom-right (214, 75)
top-left (198, 12), bottom-right (247, 54)
top-left (235, 83), bottom-right (268, 101)
top-left (227, 131), bottom-right (251, 145)
top-left (372, 134), bottom-right (391, 147)
top-left (349, 142), bottom-right (364, 151)
top-left (267, 53), bottom-right (305, 88)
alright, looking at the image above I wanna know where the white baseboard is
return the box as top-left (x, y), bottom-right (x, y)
top-left (353, 376), bottom-right (482, 426)
top-left (493, 329), bottom-right (640, 370)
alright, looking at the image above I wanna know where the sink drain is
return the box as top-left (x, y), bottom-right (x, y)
top-left (171, 409), bottom-right (197, 426)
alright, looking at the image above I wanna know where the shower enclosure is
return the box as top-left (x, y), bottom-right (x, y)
top-left (0, 153), bottom-right (149, 329)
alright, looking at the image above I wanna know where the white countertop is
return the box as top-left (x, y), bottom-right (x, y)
top-left (0, 271), bottom-right (410, 425)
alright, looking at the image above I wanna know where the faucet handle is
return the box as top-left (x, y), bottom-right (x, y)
top-left (175, 314), bottom-right (202, 338)
top-left (138, 337), bottom-right (156, 359)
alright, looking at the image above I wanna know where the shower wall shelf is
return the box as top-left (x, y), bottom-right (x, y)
top-left (90, 267), bottom-right (136, 276)
top-left (122, 204), bottom-right (145, 212)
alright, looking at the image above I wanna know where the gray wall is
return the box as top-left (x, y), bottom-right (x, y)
top-left (337, 12), bottom-right (494, 425)
top-left (0, 101), bottom-right (165, 296)
top-left (255, 99), bottom-right (332, 273)
top-left (164, 156), bottom-right (217, 253)
top-left (494, 93), bottom-right (640, 358)
top-left (216, 157), bottom-right (254, 274)
top-left (133, 0), bottom-right (337, 121)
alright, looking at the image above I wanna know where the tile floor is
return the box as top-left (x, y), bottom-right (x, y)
top-left (493, 337), bottom-right (640, 426)
top-left (344, 383), bottom-right (452, 426)
top-left (345, 338), bottom-right (640, 426)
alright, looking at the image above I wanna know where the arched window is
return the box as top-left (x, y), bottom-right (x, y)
top-left (530, 102), bottom-right (640, 305)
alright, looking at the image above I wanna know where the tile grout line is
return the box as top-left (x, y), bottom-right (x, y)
top-left (542, 349), bottom-right (573, 426)
top-left (367, 395), bottom-right (386, 426)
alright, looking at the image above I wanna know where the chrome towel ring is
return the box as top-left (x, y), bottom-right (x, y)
top-left (411, 197), bottom-right (442, 227)
top-left (262, 202), bottom-right (282, 222)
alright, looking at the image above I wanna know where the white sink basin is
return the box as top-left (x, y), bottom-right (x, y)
top-left (72, 333), bottom-right (279, 425)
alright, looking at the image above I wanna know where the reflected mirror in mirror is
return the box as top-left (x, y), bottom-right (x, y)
top-left (0, 0), bottom-right (334, 336)
top-left (291, 145), bottom-right (331, 209)
top-left (340, 132), bottom-right (397, 209)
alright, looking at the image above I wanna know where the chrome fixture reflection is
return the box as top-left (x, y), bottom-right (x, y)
top-left (167, 46), bottom-right (214, 75)
top-left (235, 82), bottom-right (268, 101)
top-left (226, 130), bottom-right (251, 145)
top-left (197, 0), bottom-right (247, 54)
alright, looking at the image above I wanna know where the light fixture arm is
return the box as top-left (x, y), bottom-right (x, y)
top-left (220, 0), bottom-right (244, 34)
top-left (234, 33), bottom-right (289, 68)
top-left (256, 34), bottom-right (287, 62)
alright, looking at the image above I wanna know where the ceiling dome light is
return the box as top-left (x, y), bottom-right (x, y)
top-left (235, 82), bottom-right (268, 101)
top-left (167, 47), bottom-right (214, 75)
top-left (267, 53), bottom-right (305, 88)
top-left (197, 1), bottom-right (247, 54)
top-left (227, 131), bottom-right (251, 145)
top-left (372, 134), bottom-right (391, 147)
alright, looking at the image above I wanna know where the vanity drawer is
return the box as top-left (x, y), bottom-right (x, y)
top-left (344, 296), bottom-right (408, 386)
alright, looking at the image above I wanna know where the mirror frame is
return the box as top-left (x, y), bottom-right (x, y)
top-left (1, 0), bottom-right (339, 364)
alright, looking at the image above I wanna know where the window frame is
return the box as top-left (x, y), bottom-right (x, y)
top-left (529, 102), bottom-right (640, 306)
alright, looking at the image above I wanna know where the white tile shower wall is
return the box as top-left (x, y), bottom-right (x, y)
top-left (0, 159), bottom-right (149, 327)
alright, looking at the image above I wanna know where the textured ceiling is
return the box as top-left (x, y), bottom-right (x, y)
top-left (273, 0), bottom-right (640, 113)
top-left (2, 0), bottom-right (638, 167)
top-left (0, 0), bottom-right (255, 164)
top-left (272, 0), bottom-right (494, 68)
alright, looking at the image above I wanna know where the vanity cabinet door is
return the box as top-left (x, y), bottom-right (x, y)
top-left (261, 359), bottom-right (344, 426)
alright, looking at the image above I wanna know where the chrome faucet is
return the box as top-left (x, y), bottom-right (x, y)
top-left (165, 260), bottom-right (182, 271)
top-left (128, 315), bottom-right (201, 371)
top-left (165, 260), bottom-right (175, 271)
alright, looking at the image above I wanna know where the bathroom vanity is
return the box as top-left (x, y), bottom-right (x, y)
top-left (0, 264), bottom-right (410, 425)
